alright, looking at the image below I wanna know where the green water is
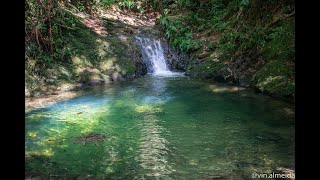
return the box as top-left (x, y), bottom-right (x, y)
top-left (25, 75), bottom-right (295, 179)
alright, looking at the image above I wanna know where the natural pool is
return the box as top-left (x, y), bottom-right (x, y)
top-left (25, 74), bottom-right (295, 179)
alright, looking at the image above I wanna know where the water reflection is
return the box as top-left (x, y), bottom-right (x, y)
top-left (25, 76), bottom-right (294, 178)
top-left (138, 112), bottom-right (174, 177)
top-left (137, 77), bottom-right (175, 177)
top-left (151, 77), bottom-right (166, 95)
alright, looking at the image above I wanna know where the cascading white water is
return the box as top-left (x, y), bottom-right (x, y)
top-left (136, 37), bottom-right (170, 74)
top-left (136, 36), bottom-right (184, 77)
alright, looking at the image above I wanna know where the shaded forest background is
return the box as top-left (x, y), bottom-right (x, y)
top-left (25, 0), bottom-right (295, 100)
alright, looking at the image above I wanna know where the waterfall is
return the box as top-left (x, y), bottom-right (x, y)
top-left (135, 36), bottom-right (172, 76)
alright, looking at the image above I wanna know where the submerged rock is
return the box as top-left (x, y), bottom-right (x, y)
top-left (74, 133), bottom-right (107, 146)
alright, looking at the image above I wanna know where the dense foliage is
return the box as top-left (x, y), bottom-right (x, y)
top-left (25, 0), bottom-right (150, 96)
top-left (25, 0), bottom-right (295, 99)
top-left (25, 0), bottom-right (79, 67)
top-left (157, 0), bottom-right (295, 99)
top-left (25, 0), bottom-right (153, 69)
top-left (158, 0), bottom-right (294, 56)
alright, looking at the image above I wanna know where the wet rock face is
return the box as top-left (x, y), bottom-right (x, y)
top-left (168, 52), bottom-right (190, 71)
top-left (166, 45), bottom-right (264, 88)
top-left (132, 48), bottom-right (147, 78)
top-left (161, 40), bottom-right (189, 71)
top-left (227, 54), bottom-right (265, 87)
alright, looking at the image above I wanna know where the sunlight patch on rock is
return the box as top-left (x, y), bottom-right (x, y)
top-left (257, 76), bottom-right (285, 87)
top-left (208, 84), bottom-right (245, 93)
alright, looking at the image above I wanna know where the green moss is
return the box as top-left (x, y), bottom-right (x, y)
top-left (108, 37), bottom-right (137, 76)
top-left (66, 31), bottom-right (138, 81)
top-left (61, 17), bottom-right (139, 80)
top-left (65, 25), bottom-right (100, 66)
top-left (26, 12), bottom-right (143, 96)
top-left (117, 58), bottom-right (136, 75)
top-left (255, 60), bottom-right (295, 97)
top-left (159, 0), bottom-right (295, 100)
top-left (189, 58), bottom-right (224, 78)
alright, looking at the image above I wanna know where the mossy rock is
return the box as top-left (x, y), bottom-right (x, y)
top-left (188, 58), bottom-right (225, 79)
top-left (25, 12), bottom-right (147, 97)
top-left (255, 60), bottom-right (295, 97)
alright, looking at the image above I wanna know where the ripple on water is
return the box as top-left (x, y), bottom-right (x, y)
top-left (25, 76), bottom-right (294, 178)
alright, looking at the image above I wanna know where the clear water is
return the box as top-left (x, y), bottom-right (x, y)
top-left (25, 75), bottom-right (295, 179)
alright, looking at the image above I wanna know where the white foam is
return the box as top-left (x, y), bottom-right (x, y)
top-left (150, 71), bottom-right (185, 77)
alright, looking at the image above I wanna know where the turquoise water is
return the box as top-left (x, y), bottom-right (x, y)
top-left (25, 75), bottom-right (295, 179)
